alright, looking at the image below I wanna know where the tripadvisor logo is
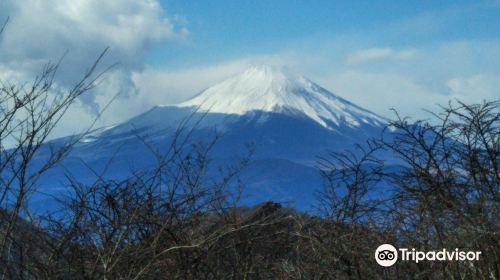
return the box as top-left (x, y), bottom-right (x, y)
top-left (375, 244), bottom-right (398, 267)
top-left (375, 244), bottom-right (481, 267)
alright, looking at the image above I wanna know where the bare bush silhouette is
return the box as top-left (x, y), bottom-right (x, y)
top-left (316, 100), bottom-right (499, 279)
top-left (0, 43), bottom-right (109, 279)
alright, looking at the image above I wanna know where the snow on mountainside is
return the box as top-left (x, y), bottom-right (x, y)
top-left (177, 65), bottom-right (386, 128)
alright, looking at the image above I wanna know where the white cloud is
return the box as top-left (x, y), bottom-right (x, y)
top-left (0, 0), bottom-right (187, 139)
top-left (0, 0), bottom-right (184, 62)
top-left (0, 0), bottom-right (186, 111)
top-left (130, 54), bottom-right (305, 107)
top-left (446, 74), bottom-right (500, 102)
top-left (320, 71), bottom-right (446, 119)
top-left (345, 48), bottom-right (417, 65)
top-left (312, 41), bottom-right (500, 119)
top-left (132, 61), bottom-right (250, 107)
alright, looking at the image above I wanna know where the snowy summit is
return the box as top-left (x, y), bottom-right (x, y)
top-left (177, 65), bottom-right (386, 128)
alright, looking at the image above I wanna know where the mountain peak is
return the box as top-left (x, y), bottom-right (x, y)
top-left (240, 64), bottom-right (296, 81)
top-left (176, 65), bottom-right (385, 128)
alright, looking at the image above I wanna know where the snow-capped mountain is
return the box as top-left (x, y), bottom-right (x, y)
top-left (34, 65), bottom-right (390, 210)
top-left (177, 65), bottom-right (385, 128)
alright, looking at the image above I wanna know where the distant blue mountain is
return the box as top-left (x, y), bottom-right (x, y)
top-left (34, 65), bottom-right (392, 211)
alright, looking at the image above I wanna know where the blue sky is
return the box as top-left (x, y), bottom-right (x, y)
top-left (0, 0), bottom-right (499, 138)
top-left (150, 0), bottom-right (500, 66)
